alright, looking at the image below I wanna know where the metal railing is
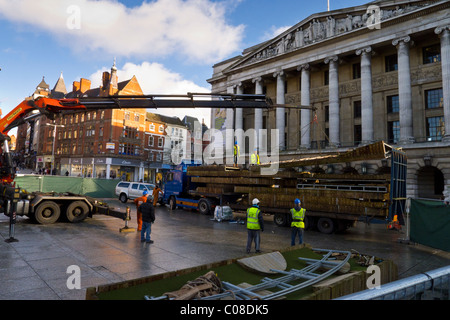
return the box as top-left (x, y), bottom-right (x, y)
top-left (335, 265), bottom-right (450, 300)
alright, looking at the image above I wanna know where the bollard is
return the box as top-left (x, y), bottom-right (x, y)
top-left (119, 206), bottom-right (136, 233)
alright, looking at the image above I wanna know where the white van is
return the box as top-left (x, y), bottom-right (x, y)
top-left (115, 182), bottom-right (156, 203)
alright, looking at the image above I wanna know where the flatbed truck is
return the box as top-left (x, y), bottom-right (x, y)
top-left (161, 141), bottom-right (407, 234)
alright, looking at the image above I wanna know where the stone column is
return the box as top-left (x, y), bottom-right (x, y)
top-left (252, 77), bottom-right (264, 151)
top-left (393, 36), bottom-right (414, 144)
top-left (273, 70), bottom-right (286, 150)
top-left (297, 64), bottom-right (311, 148)
top-left (356, 46), bottom-right (374, 144)
top-left (234, 82), bottom-right (244, 150)
top-left (435, 26), bottom-right (450, 142)
top-left (325, 56), bottom-right (340, 147)
top-left (226, 86), bottom-right (235, 164)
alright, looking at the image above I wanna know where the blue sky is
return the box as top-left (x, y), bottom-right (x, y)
top-left (0, 0), bottom-right (369, 133)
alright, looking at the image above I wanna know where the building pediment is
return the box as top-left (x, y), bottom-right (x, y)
top-left (226, 0), bottom-right (443, 72)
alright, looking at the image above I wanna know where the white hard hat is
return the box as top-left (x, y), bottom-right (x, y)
top-left (252, 198), bottom-right (260, 205)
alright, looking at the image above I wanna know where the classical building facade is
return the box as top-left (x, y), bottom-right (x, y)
top-left (208, 0), bottom-right (450, 199)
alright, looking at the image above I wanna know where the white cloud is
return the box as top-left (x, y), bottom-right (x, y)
top-left (0, 0), bottom-right (244, 64)
top-left (89, 61), bottom-right (212, 127)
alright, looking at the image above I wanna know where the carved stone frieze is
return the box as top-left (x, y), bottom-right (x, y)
top-left (241, 2), bottom-right (430, 67)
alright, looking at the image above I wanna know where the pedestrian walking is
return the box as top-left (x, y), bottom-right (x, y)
top-left (139, 195), bottom-right (155, 243)
top-left (290, 198), bottom-right (306, 246)
top-left (134, 190), bottom-right (148, 231)
top-left (246, 198), bottom-right (264, 253)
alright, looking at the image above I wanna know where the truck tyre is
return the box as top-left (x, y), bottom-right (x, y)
top-left (274, 213), bottom-right (288, 227)
top-left (169, 196), bottom-right (177, 210)
top-left (119, 193), bottom-right (128, 203)
top-left (317, 217), bottom-right (335, 234)
top-left (198, 198), bottom-right (211, 215)
top-left (66, 201), bottom-right (89, 223)
top-left (34, 201), bottom-right (61, 225)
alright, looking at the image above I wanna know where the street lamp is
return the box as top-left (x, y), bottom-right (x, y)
top-left (46, 122), bottom-right (65, 175)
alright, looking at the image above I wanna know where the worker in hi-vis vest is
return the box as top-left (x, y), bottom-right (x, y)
top-left (290, 198), bottom-right (306, 246)
top-left (250, 149), bottom-right (260, 166)
top-left (233, 140), bottom-right (240, 167)
top-left (246, 198), bottom-right (264, 254)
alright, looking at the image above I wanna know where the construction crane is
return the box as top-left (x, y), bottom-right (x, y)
top-left (0, 92), bottom-right (295, 241)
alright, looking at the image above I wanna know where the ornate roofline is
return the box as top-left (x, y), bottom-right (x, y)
top-left (223, 0), bottom-right (445, 73)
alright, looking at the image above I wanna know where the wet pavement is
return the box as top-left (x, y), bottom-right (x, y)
top-left (0, 199), bottom-right (449, 300)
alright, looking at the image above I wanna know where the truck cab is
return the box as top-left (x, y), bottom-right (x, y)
top-left (162, 163), bottom-right (211, 213)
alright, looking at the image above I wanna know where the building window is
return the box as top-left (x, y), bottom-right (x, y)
top-left (354, 125), bottom-right (361, 146)
top-left (324, 70), bottom-right (329, 86)
top-left (353, 101), bottom-right (361, 119)
top-left (158, 137), bottom-right (163, 147)
top-left (423, 44), bottom-right (441, 64)
top-left (388, 121), bottom-right (400, 144)
top-left (149, 124), bottom-right (155, 131)
top-left (385, 54), bottom-right (398, 72)
top-left (149, 136), bottom-right (154, 146)
top-left (352, 63), bottom-right (361, 79)
top-left (324, 106), bottom-right (329, 122)
top-left (387, 95), bottom-right (399, 113)
top-left (159, 125), bottom-right (164, 133)
top-left (425, 88), bottom-right (443, 109)
top-left (426, 116), bottom-right (445, 141)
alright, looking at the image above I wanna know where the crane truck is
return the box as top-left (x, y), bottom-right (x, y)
top-left (0, 93), bottom-right (275, 241)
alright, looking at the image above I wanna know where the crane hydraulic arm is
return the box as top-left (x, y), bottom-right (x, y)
top-left (0, 93), bottom-right (282, 184)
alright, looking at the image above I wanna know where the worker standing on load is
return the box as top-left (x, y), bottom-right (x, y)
top-left (290, 198), bottom-right (306, 246)
top-left (233, 140), bottom-right (240, 167)
top-left (134, 190), bottom-right (149, 231)
top-left (250, 148), bottom-right (260, 166)
top-left (246, 198), bottom-right (264, 254)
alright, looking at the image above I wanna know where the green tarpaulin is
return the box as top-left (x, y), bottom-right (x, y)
top-left (410, 199), bottom-right (450, 252)
top-left (14, 175), bottom-right (120, 199)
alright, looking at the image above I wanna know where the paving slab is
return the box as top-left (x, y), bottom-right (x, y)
top-left (1, 199), bottom-right (449, 300)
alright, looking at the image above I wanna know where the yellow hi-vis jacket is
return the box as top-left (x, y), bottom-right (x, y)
top-left (251, 153), bottom-right (260, 165)
top-left (290, 207), bottom-right (306, 228)
top-left (247, 206), bottom-right (261, 230)
top-left (234, 145), bottom-right (240, 156)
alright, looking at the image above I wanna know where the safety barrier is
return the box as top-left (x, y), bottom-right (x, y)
top-left (13, 175), bottom-right (120, 198)
top-left (335, 265), bottom-right (450, 300)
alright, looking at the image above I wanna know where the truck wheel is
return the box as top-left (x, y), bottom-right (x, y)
top-left (274, 213), bottom-right (288, 227)
top-left (66, 201), bottom-right (89, 223)
top-left (198, 199), bottom-right (211, 215)
top-left (317, 217), bottom-right (335, 234)
top-left (119, 193), bottom-right (128, 203)
top-left (169, 196), bottom-right (177, 210)
top-left (34, 201), bottom-right (61, 225)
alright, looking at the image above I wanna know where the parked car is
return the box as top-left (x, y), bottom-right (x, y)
top-left (115, 181), bottom-right (157, 203)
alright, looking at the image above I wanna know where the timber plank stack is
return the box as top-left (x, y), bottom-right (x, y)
top-left (187, 142), bottom-right (393, 218)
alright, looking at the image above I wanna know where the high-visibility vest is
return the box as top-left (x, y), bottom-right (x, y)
top-left (247, 206), bottom-right (261, 230)
top-left (251, 153), bottom-right (260, 165)
top-left (290, 207), bottom-right (305, 228)
top-left (234, 145), bottom-right (240, 156)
